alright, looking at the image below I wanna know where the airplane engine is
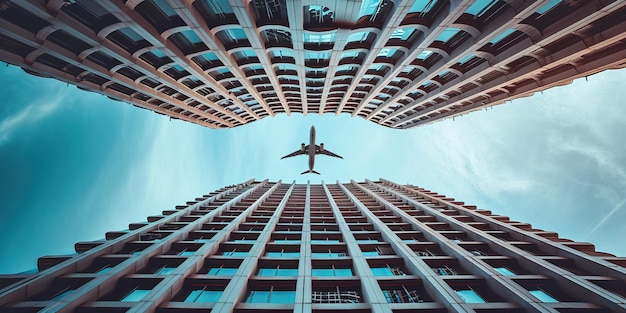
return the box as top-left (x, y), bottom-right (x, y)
top-left (300, 143), bottom-right (305, 151)
top-left (320, 143), bottom-right (324, 151)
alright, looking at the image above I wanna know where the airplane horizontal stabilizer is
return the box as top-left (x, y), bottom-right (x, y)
top-left (300, 170), bottom-right (321, 175)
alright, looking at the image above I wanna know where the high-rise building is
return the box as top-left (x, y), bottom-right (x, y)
top-left (0, 1), bottom-right (625, 129)
top-left (1, 179), bottom-right (624, 312)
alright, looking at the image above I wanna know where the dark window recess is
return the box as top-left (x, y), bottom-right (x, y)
top-left (46, 29), bottom-right (92, 55)
top-left (140, 77), bottom-right (161, 88)
top-left (168, 32), bottom-right (208, 55)
top-left (0, 33), bottom-right (37, 55)
top-left (61, 2), bottom-right (119, 32)
top-left (117, 67), bottom-right (144, 81)
top-left (134, 0), bottom-right (185, 33)
top-left (35, 53), bottom-right (70, 71)
top-left (63, 64), bottom-right (87, 77)
top-left (193, 0), bottom-right (238, 29)
top-left (83, 73), bottom-right (108, 85)
top-left (0, 4), bottom-right (51, 34)
top-left (262, 29), bottom-right (292, 47)
top-left (108, 83), bottom-right (135, 96)
top-left (253, 0), bottom-right (288, 22)
top-left (106, 28), bottom-right (150, 54)
top-left (86, 51), bottom-right (122, 70)
top-left (139, 51), bottom-right (172, 69)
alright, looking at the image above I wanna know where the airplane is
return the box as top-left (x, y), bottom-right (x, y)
top-left (281, 126), bottom-right (343, 175)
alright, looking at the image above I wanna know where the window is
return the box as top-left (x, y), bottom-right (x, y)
top-left (489, 28), bottom-right (516, 44)
top-left (494, 267), bottom-right (515, 276)
top-left (390, 27), bottom-right (416, 41)
top-left (273, 239), bottom-right (300, 244)
top-left (246, 288), bottom-right (296, 303)
top-left (96, 267), bottom-right (113, 274)
top-left (265, 251), bottom-right (300, 258)
top-left (536, 0), bottom-right (560, 14)
top-left (310, 238), bottom-right (340, 244)
top-left (222, 250), bottom-right (248, 257)
top-left (257, 267), bottom-right (298, 276)
top-left (179, 250), bottom-right (196, 256)
top-left (372, 266), bottom-right (406, 276)
top-left (121, 289), bottom-right (150, 302)
top-left (408, 0), bottom-right (438, 14)
top-left (415, 50), bottom-right (432, 60)
top-left (304, 32), bottom-right (335, 44)
top-left (456, 289), bottom-right (486, 303)
top-left (184, 289), bottom-right (222, 303)
top-left (312, 266), bottom-right (353, 276)
top-left (435, 28), bottom-right (460, 43)
top-left (529, 289), bottom-right (558, 303)
top-left (465, 0), bottom-right (498, 17)
top-left (312, 287), bottom-right (361, 303)
top-left (312, 250), bottom-right (346, 258)
top-left (382, 287), bottom-right (422, 303)
top-left (156, 267), bottom-right (177, 274)
top-left (433, 267), bottom-right (456, 276)
top-left (207, 267), bottom-right (238, 276)
top-left (49, 289), bottom-right (74, 301)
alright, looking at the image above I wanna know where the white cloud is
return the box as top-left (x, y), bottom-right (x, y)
top-left (0, 90), bottom-right (66, 145)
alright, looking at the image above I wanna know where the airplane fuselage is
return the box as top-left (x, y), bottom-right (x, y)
top-left (308, 126), bottom-right (316, 172)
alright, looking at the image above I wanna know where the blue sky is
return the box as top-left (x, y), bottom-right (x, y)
top-left (1, 62), bottom-right (625, 274)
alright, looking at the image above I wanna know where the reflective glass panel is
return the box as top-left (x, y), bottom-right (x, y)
top-left (372, 267), bottom-right (394, 276)
top-left (530, 290), bottom-right (558, 303)
top-left (121, 289), bottom-right (150, 302)
top-left (456, 289), bottom-right (486, 303)
top-left (185, 290), bottom-right (222, 302)
top-left (494, 267), bottom-right (515, 276)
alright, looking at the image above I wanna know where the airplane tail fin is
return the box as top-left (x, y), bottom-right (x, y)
top-left (300, 170), bottom-right (321, 175)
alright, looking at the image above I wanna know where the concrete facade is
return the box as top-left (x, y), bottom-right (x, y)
top-left (0, 179), bottom-right (624, 312)
top-left (0, 0), bottom-right (625, 129)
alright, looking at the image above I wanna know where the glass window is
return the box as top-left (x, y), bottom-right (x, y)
top-left (390, 27), bottom-right (416, 40)
top-left (435, 28), bottom-right (460, 43)
top-left (362, 251), bottom-right (380, 256)
top-left (151, 49), bottom-right (166, 58)
top-left (456, 289), bottom-right (486, 303)
top-left (346, 31), bottom-right (369, 43)
top-left (409, 0), bottom-right (438, 13)
top-left (266, 251), bottom-right (299, 258)
top-left (207, 267), bottom-right (238, 275)
top-left (312, 268), bottom-right (352, 276)
top-left (180, 30), bottom-right (203, 44)
top-left (156, 267), bottom-right (177, 274)
top-left (222, 251), bottom-right (248, 257)
top-left (310, 239), bottom-right (340, 244)
top-left (359, 0), bottom-right (382, 16)
top-left (194, 238), bottom-right (210, 243)
top-left (179, 251), bottom-right (195, 256)
top-left (377, 48), bottom-right (397, 58)
top-left (258, 268), bottom-right (298, 276)
top-left (227, 28), bottom-right (247, 42)
top-left (185, 290), bottom-right (222, 302)
top-left (246, 290), bottom-right (296, 303)
top-left (465, 0), bottom-right (498, 17)
top-left (121, 289), bottom-right (150, 302)
top-left (494, 267), bottom-right (515, 276)
top-left (304, 32), bottom-right (335, 43)
top-left (490, 28), bottom-right (515, 44)
top-left (536, 0), bottom-right (560, 14)
top-left (50, 289), bottom-right (74, 301)
top-left (371, 267), bottom-right (394, 276)
top-left (530, 290), bottom-right (558, 303)
top-left (97, 267), bottom-right (113, 274)
top-left (416, 50), bottom-right (432, 60)
top-left (273, 239), bottom-right (300, 244)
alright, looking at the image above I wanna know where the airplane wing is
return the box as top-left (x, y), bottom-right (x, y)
top-left (315, 145), bottom-right (343, 159)
top-left (281, 145), bottom-right (309, 159)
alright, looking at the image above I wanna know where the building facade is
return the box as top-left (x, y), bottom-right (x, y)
top-left (0, 179), bottom-right (624, 312)
top-left (0, 0), bottom-right (625, 129)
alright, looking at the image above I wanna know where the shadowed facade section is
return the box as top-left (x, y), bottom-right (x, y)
top-left (0, 0), bottom-right (625, 129)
